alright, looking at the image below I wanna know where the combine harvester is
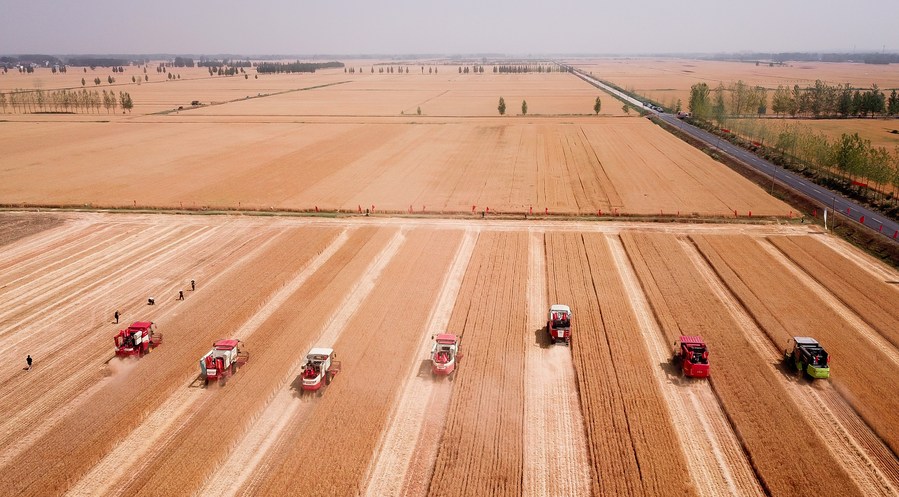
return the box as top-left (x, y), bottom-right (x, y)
top-left (199, 339), bottom-right (249, 386)
top-left (114, 321), bottom-right (162, 358)
top-left (547, 304), bottom-right (572, 344)
top-left (300, 348), bottom-right (341, 394)
top-left (672, 335), bottom-right (710, 378)
top-left (784, 337), bottom-right (830, 379)
top-left (430, 334), bottom-right (462, 378)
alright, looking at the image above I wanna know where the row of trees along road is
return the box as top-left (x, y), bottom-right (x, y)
top-left (689, 80), bottom-right (899, 120)
top-left (0, 89), bottom-right (133, 114)
top-left (687, 80), bottom-right (899, 216)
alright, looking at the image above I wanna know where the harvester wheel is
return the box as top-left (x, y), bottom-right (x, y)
top-left (203, 377), bottom-right (209, 387)
top-left (549, 337), bottom-right (556, 345)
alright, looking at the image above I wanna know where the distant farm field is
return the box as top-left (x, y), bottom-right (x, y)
top-left (0, 67), bottom-right (787, 217)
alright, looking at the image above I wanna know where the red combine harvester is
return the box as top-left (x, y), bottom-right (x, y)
top-left (547, 304), bottom-right (572, 344)
top-left (431, 334), bottom-right (462, 377)
top-left (301, 348), bottom-right (341, 393)
top-left (199, 339), bottom-right (249, 386)
top-left (114, 321), bottom-right (162, 358)
top-left (673, 336), bottom-right (710, 378)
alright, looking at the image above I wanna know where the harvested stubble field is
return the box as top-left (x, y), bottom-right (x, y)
top-left (2, 211), bottom-right (898, 497)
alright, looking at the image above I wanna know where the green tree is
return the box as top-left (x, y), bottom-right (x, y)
top-left (498, 97), bottom-right (506, 115)
top-left (593, 96), bottom-right (602, 115)
top-left (94, 77), bottom-right (101, 85)
top-left (712, 84), bottom-right (726, 124)
top-left (622, 104), bottom-right (630, 115)
top-left (417, 106), bottom-right (421, 115)
top-left (674, 99), bottom-right (682, 113)
top-left (120, 91), bottom-right (133, 113)
top-left (521, 100), bottom-right (527, 115)
top-left (888, 89), bottom-right (899, 116)
top-left (688, 82), bottom-right (710, 119)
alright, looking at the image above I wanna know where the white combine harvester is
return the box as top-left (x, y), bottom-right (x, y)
top-left (301, 347), bottom-right (341, 393)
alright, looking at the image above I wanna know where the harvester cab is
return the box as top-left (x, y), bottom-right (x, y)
top-left (301, 348), bottom-right (341, 393)
top-left (547, 304), bottom-right (572, 344)
top-left (784, 337), bottom-right (830, 379)
top-left (673, 336), bottom-right (709, 378)
top-left (431, 334), bottom-right (462, 377)
top-left (200, 339), bottom-right (249, 386)
top-left (114, 321), bottom-right (161, 358)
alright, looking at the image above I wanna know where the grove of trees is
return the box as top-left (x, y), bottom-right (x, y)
top-left (256, 61), bottom-right (344, 74)
top-left (0, 89), bottom-right (133, 114)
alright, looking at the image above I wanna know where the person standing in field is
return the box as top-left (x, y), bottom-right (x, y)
top-left (26, 355), bottom-right (32, 371)
top-left (191, 279), bottom-right (196, 291)
top-left (114, 310), bottom-right (119, 324)
top-left (178, 290), bottom-right (184, 300)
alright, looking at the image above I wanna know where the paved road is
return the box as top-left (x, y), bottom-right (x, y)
top-left (566, 67), bottom-right (899, 244)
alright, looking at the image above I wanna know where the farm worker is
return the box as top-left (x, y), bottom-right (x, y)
top-left (26, 355), bottom-right (32, 371)
top-left (178, 290), bottom-right (184, 301)
top-left (191, 279), bottom-right (196, 291)
top-left (114, 310), bottom-right (119, 324)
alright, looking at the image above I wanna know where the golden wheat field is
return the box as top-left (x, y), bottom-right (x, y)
top-left (2, 63), bottom-right (898, 497)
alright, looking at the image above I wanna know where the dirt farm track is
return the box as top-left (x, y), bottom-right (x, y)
top-left (0, 211), bottom-right (897, 497)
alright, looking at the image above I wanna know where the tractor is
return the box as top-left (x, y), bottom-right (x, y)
top-left (784, 337), bottom-right (830, 379)
top-left (431, 334), bottom-right (462, 378)
top-left (672, 335), bottom-right (710, 378)
top-left (547, 304), bottom-right (572, 344)
top-left (301, 348), bottom-right (341, 392)
top-left (199, 339), bottom-right (249, 386)
top-left (114, 321), bottom-right (162, 358)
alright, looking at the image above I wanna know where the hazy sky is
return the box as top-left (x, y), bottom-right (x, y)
top-left (3, 0), bottom-right (898, 55)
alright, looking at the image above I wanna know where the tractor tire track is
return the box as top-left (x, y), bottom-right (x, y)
top-left (362, 229), bottom-right (476, 497)
top-left (522, 229), bottom-right (591, 497)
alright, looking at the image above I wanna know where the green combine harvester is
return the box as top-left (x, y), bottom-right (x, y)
top-left (784, 337), bottom-right (830, 379)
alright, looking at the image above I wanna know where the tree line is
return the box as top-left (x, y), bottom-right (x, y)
top-left (689, 80), bottom-right (899, 121)
top-left (256, 61), bottom-right (344, 74)
top-left (0, 89), bottom-right (133, 114)
top-left (493, 65), bottom-right (562, 73)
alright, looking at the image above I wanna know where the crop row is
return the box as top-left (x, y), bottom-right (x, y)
top-left (546, 232), bottom-right (693, 496)
top-left (119, 227), bottom-right (396, 496)
top-left (0, 227), bottom-right (340, 497)
top-left (621, 231), bottom-right (864, 496)
top-left (250, 229), bottom-right (460, 495)
top-left (768, 236), bottom-right (899, 350)
top-left (0, 222), bottom-right (267, 472)
top-left (428, 232), bottom-right (528, 497)
top-left (693, 234), bottom-right (899, 456)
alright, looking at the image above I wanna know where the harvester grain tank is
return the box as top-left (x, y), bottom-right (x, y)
top-left (547, 304), bottom-right (572, 344)
top-left (199, 339), bottom-right (249, 386)
top-left (431, 334), bottom-right (462, 377)
top-left (673, 335), bottom-right (710, 378)
top-left (784, 337), bottom-right (830, 379)
top-left (301, 348), bottom-right (341, 392)
top-left (114, 321), bottom-right (162, 357)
